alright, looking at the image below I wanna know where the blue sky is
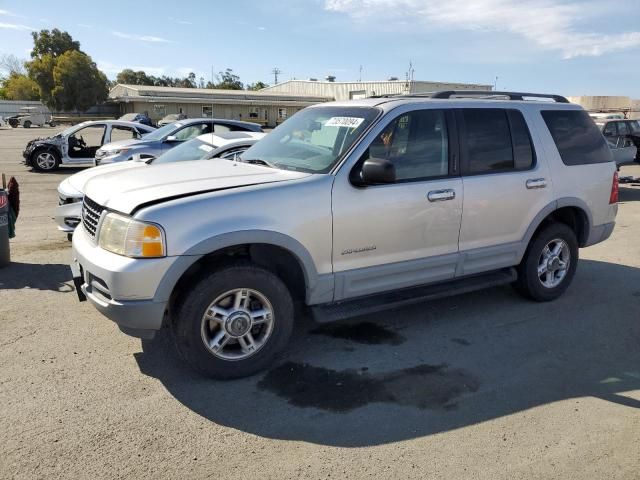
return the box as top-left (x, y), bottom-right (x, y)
top-left (1, 0), bottom-right (640, 96)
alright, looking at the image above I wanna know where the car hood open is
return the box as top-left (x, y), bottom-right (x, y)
top-left (83, 160), bottom-right (311, 214)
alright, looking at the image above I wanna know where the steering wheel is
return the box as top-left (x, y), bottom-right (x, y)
top-left (77, 136), bottom-right (87, 148)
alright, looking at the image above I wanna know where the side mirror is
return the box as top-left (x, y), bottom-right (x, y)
top-left (165, 135), bottom-right (179, 142)
top-left (359, 157), bottom-right (396, 185)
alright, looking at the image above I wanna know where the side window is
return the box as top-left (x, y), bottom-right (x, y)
top-left (602, 122), bottom-right (617, 136)
top-left (213, 124), bottom-right (231, 133)
top-left (460, 109), bottom-right (513, 173)
top-left (174, 123), bottom-right (210, 141)
top-left (110, 125), bottom-right (139, 142)
top-left (617, 122), bottom-right (630, 135)
top-left (541, 110), bottom-right (613, 166)
top-left (507, 110), bottom-right (535, 170)
top-left (73, 124), bottom-right (106, 147)
top-left (365, 109), bottom-right (449, 181)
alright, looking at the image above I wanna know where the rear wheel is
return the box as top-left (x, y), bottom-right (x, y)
top-left (171, 264), bottom-right (294, 379)
top-left (23, 120), bottom-right (31, 128)
top-left (514, 222), bottom-right (578, 302)
top-left (32, 149), bottom-right (60, 172)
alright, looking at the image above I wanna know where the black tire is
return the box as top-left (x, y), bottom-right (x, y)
top-left (171, 263), bottom-right (294, 379)
top-left (49, 121), bottom-right (56, 127)
top-left (514, 222), bottom-right (579, 302)
top-left (31, 148), bottom-right (60, 172)
top-left (9, 119), bottom-right (18, 128)
top-left (23, 120), bottom-right (31, 128)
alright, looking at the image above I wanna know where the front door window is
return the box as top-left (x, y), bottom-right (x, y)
top-left (68, 124), bottom-right (106, 159)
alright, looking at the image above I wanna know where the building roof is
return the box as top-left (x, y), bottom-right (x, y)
top-left (109, 84), bottom-right (332, 106)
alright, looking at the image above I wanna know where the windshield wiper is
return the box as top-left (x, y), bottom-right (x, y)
top-left (241, 158), bottom-right (277, 168)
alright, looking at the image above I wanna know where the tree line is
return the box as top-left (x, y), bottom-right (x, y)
top-left (0, 28), bottom-right (269, 112)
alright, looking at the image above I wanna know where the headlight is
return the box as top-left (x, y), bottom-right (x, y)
top-left (98, 212), bottom-right (166, 258)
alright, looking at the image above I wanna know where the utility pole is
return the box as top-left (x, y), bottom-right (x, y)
top-left (359, 65), bottom-right (363, 82)
top-left (494, 76), bottom-right (498, 91)
top-left (272, 67), bottom-right (282, 85)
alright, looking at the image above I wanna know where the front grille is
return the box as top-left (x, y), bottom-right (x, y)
top-left (82, 196), bottom-right (104, 238)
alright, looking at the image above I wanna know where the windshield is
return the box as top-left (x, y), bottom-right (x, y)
top-left (629, 120), bottom-right (640, 133)
top-left (241, 106), bottom-right (380, 173)
top-left (119, 114), bottom-right (136, 121)
top-left (58, 123), bottom-right (87, 137)
top-left (152, 138), bottom-right (218, 164)
top-left (142, 122), bottom-right (183, 141)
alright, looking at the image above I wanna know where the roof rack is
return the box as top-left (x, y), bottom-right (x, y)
top-left (430, 90), bottom-right (570, 103)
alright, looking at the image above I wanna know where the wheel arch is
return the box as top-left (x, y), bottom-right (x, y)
top-left (155, 230), bottom-right (332, 316)
top-left (29, 144), bottom-right (61, 165)
top-left (522, 198), bottom-right (592, 255)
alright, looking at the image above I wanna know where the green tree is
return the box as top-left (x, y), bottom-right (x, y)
top-left (25, 29), bottom-right (107, 111)
top-left (215, 69), bottom-right (243, 90)
top-left (247, 81), bottom-right (268, 91)
top-left (51, 50), bottom-right (108, 111)
top-left (30, 28), bottom-right (81, 58)
top-left (2, 73), bottom-right (40, 100)
top-left (26, 54), bottom-right (56, 104)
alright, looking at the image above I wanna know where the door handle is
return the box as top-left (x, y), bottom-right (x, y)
top-left (427, 189), bottom-right (456, 202)
top-left (526, 178), bottom-right (547, 189)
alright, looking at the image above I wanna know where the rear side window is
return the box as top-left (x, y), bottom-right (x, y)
top-left (459, 108), bottom-right (534, 174)
top-left (541, 110), bottom-right (613, 166)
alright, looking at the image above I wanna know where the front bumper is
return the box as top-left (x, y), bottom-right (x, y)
top-left (71, 226), bottom-right (176, 338)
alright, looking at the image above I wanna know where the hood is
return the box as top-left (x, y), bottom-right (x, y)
top-left (67, 160), bottom-right (146, 193)
top-left (84, 160), bottom-right (311, 214)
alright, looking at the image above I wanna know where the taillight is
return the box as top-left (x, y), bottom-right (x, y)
top-left (609, 171), bottom-right (619, 204)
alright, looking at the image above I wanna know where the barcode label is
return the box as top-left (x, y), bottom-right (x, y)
top-left (324, 117), bottom-right (365, 128)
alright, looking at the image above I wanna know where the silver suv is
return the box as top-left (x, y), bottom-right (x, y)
top-left (71, 91), bottom-right (618, 379)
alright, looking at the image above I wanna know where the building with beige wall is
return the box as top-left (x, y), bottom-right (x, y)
top-left (261, 79), bottom-right (493, 100)
top-left (568, 95), bottom-right (640, 119)
top-left (109, 84), bottom-right (332, 127)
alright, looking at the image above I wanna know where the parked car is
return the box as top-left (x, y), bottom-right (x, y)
top-left (23, 120), bottom-right (156, 172)
top-left (94, 118), bottom-right (263, 165)
top-left (157, 113), bottom-right (188, 127)
top-left (596, 119), bottom-right (640, 164)
top-left (56, 131), bottom-right (265, 236)
top-left (71, 91), bottom-right (618, 379)
top-left (119, 112), bottom-right (154, 127)
top-left (7, 106), bottom-right (55, 128)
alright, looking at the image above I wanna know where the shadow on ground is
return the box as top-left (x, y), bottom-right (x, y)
top-left (619, 185), bottom-right (640, 203)
top-left (135, 259), bottom-right (640, 447)
top-left (0, 262), bottom-right (73, 292)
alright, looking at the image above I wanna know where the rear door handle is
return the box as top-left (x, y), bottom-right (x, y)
top-left (526, 178), bottom-right (547, 189)
top-left (427, 189), bottom-right (456, 202)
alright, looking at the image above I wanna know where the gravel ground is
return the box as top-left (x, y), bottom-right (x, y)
top-left (1, 125), bottom-right (639, 479)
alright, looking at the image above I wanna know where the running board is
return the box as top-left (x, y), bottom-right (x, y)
top-left (311, 268), bottom-right (517, 323)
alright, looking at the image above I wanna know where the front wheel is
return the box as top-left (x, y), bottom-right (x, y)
top-left (23, 120), bottom-right (31, 128)
top-left (514, 222), bottom-right (578, 302)
top-left (171, 264), bottom-right (294, 379)
top-left (32, 149), bottom-right (60, 172)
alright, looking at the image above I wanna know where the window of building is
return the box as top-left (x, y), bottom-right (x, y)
top-left (249, 107), bottom-right (259, 119)
top-left (541, 110), bottom-right (613, 166)
top-left (202, 106), bottom-right (213, 118)
top-left (365, 109), bottom-right (449, 181)
top-left (153, 104), bottom-right (166, 116)
top-left (278, 108), bottom-right (287, 120)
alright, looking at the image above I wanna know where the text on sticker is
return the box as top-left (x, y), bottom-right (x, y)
top-left (324, 117), bottom-right (365, 128)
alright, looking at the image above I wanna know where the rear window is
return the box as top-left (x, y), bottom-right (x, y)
top-left (541, 110), bottom-right (613, 166)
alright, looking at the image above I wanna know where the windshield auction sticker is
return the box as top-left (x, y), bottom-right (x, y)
top-left (324, 117), bottom-right (365, 128)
